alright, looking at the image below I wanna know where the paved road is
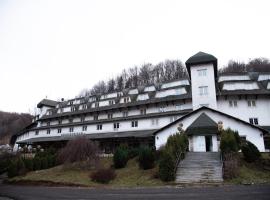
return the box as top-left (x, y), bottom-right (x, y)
top-left (0, 184), bottom-right (270, 200)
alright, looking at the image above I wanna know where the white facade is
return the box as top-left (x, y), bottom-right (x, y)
top-left (190, 64), bottom-right (217, 110)
top-left (16, 52), bottom-right (270, 153)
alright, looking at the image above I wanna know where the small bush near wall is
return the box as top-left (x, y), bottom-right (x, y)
top-left (57, 136), bottom-right (100, 168)
top-left (23, 159), bottom-right (33, 171)
top-left (158, 132), bottom-right (188, 182)
top-left (7, 158), bottom-right (26, 178)
top-left (158, 150), bottom-right (175, 182)
top-left (220, 129), bottom-right (239, 154)
top-left (138, 146), bottom-right (155, 170)
top-left (241, 141), bottom-right (261, 163)
top-left (113, 147), bottom-right (129, 169)
top-left (90, 168), bottom-right (116, 184)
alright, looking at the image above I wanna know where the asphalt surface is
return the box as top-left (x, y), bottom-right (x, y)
top-left (0, 184), bottom-right (270, 200)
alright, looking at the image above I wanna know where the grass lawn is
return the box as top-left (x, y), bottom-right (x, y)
top-left (226, 153), bottom-right (270, 185)
top-left (10, 157), bottom-right (165, 187)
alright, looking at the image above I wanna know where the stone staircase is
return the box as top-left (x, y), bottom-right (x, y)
top-left (176, 152), bottom-right (223, 184)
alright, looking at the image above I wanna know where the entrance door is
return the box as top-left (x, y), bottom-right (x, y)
top-left (205, 136), bottom-right (212, 152)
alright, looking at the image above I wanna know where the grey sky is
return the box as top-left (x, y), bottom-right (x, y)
top-left (0, 0), bottom-right (269, 113)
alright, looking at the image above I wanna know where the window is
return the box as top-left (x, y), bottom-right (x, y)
top-left (70, 101), bottom-right (73, 105)
top-left (131, 121), bottom-right (138, 127)
top-left (114, 122), bottom-right (120, 130)
top-left (151, 118), bottom-right (159, 125)
top-left (58, 120), bottom-right (62, 125)
top-left (199, 86), bottom-right (208, 96)
top-left (198, 69), bottom-right (207, 76)
top-left (57, 128), bottom-right (62, 133)
top-left (35, 130), bottom-right (39, 135)
top-left (60, 108), bottom-right (63, 113)
top-left (240, 136), bottom-right (246, 141)
top-left (95, 102), bottom-right (99, 108)
top-left (229, 100), bottom-right (237, 107)
top-left (69, 127), bottom-right (74, 132)
top-left (69, 118), bottom-right (73, 123)
top-left (122, 111), bottom-right (128, 117)
top-left (47, 129), bottom-right (50, 134)
top-left (71, 106), bottom-right (76, 112)
top-left (47, 121), bottom-right (50, 126)
top-left (109, 100), bottom-right (114, 105)
top-left (170, 116), bottom-right (178, 123)
top-left (82, 125), bottom-right (87, 131)
top-left (81, 116), bottom-right (85, 122)
top-left (97, 124), bottom-right (102, 130)
top-left (247, 100), bottom-right (256, 107)
top-left (159, 106), bottom-right (165, 112)
top-left (82, 104), bottom-right (87, 110)
top-left (140, 108), bottom-right (146, 115)
top-left (123, 97), bottom-right (129, 103)
top-left (249, 118), bottom-right (259, 125)
top-left (108, 113), bottom-right (113, 119)
top-left (94, 115), bottom-right (99, 121)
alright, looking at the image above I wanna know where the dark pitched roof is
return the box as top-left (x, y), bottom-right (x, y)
top-left (153, 106), bottom-right (269, 136)
top-left (17, 129), bottom-right (156, 144)
top-left (185, 52), bottom-right (218, 78)
top-left (37, 99), bottom-right (58, 108)
top-left (185, 113), bottom-right (218, 135)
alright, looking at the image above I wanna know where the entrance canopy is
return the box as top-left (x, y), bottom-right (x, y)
top-left (185, 113), bottom-right (218, 136)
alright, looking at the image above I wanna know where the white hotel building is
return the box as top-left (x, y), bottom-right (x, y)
top-left (15, 52), bottom-right (270, 152)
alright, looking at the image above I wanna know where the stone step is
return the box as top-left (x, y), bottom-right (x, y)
top-left (175, 152), bottom-right (223, 184)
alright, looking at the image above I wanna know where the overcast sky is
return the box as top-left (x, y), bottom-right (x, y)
top-left (0, 0), bottom-right (269, 114)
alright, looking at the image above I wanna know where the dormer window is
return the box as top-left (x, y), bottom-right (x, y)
top-left (82, 104), bottom-right (87, 110)
top-left (140, 108), bottom-right (146, 115)
top-left (47, 129), bottom-right (50, 134)
top-left (123, 97), bottom-right (129, 103)
top-left (69, 127), bottom-right (74, 132)
top-left (97, 124), bottom-right (102, 130)
top-left (82, 125), bottom-right (87, 131)
top-left (94, 115), bottom-right (99, 121)
top-left (57, 128), bottom-right (61, 133)
top-left (81, 116), bottom-right (85, 122)
top-left (108, 113), bottom-right (113, 119)
top-left (109, 100), bottom-right (114, 105)
top-left (71, 106), bottom-right (76, 112)
top-left (35, 130), bottom-right (39, 135)
top-left (123, 111), bottom-right (128, 117)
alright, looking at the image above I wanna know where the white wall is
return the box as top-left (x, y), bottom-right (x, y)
top-left (155, 109), bottom-right (265, 152)
top-left (190, 63), bottom-right (217, 110)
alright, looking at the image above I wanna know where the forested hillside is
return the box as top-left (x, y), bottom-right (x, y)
top-left (79, 57), bottom-right (270, 97)
top-left (0, 111), bottom-right (32, 145)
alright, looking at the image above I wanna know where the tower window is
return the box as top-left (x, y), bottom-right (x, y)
top-left (140, 108), bottom-right (146, 115)
top-left (114, 122), bottom-right (120, 130)
top-left (69, 127), bottom-right (74, 132)
top-left (47, 129), bottom-right (50, 134)
top-left (108, 113), bottom-right (113, 119)
top-left (198, 69), bottom-right (207, 76)
top-left (82, 125), bottom-right (87, 131)
top-left (122, 111), bottom-right (128, 117)
top-left (57, 128), bottom-right (62, 133)
top-left (199, 86), bottom-right (208, 96)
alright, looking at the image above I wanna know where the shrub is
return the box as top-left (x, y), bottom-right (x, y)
top-left (41, 157), bottom-right (48, 169)
top-left (0, 152), bottom-right (16, 174)
top-left (241, 140), bottom-right (261, 162)
top-left (47, 155), bottom-right (56, 168)
top-left (158, 150), bottom-right (175, 182)
top-left (128, 148), bottom-right (139, 159)
top-left (7, 160), bottom-right (18, 178)
top-left (223, 153), bottom-right (239, 179)
top-left (113, 147), bottom-right (129, 169)
top-left (165, 133), bottom-right (188, 160)
top-left (33, 157), bottom-right (41, 170)
top-left (24, 159), bottom-right (33, 171)
top-left (138, 146), bottom-right (155, 170)
top-left (220, 129), bottom-right (239, 153)
top-left (90, 168), bottom-right (116, 184)
top-left (57, 136), bottom-right (99, 166)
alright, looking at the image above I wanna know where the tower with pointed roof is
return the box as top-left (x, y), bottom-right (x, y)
top-left (185, 52), bottom-right (218, 110)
